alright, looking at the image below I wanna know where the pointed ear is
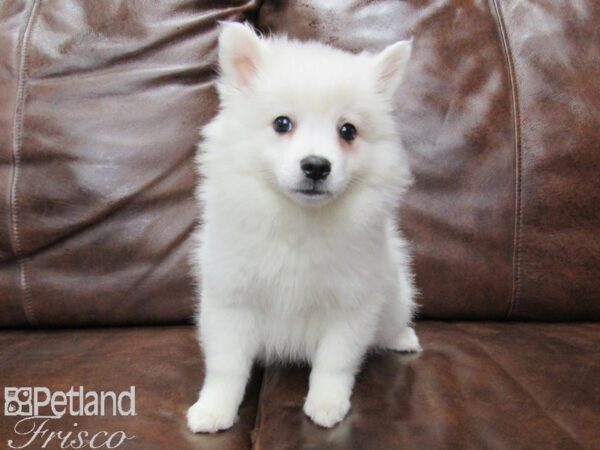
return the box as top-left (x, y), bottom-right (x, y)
top-left (218, 22), bottom-right (263, 88)
top-left (373, 39), bottom-right (412, 98)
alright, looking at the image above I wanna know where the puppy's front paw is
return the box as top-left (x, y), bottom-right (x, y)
top-left (187, 398), bottom-right (236, 433)
top-left (387, 326), bottom-right (422, 353)
top-left (303, 395), bottom-right (350, 428)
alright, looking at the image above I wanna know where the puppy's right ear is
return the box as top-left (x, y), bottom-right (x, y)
top-left (218, 22), bottom-right (263, 88)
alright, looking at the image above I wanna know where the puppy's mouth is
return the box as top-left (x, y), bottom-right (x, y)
top-left (293, 188), bottom-right (332, 197)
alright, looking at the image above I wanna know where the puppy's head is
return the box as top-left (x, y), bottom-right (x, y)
top-left (210, 22), bottom-right (412, 206)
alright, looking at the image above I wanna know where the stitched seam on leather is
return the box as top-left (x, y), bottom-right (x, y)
top-left (10, 0), bottom-right (40, 327)
top-left (490, 0), bottom-right (522, 320)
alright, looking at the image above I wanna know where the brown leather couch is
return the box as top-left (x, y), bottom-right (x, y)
top-left (1, 1), bottom-right (599, 449)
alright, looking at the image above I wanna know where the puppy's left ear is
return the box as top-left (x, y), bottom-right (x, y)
top-left (218, 22), bottom-right (263, 88)
top-left (373, 39), bottom-right (412, 98)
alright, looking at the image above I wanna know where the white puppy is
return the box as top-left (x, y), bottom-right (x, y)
top-left (188, 22), bottom-right (420, 433)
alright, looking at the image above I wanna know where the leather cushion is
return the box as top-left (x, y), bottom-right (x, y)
top-left (0, 0), bottom-right (258, 327)
top-left (2, 1), bottom-right (599, 326)
top-left (0, 326), bottom-right (262, 449)
top-left (3, 323), bottom-right (597, 448)
top-left (254, 321), bottom-right (600, 449)
top-left (258, 0), bottom-right (600, 320)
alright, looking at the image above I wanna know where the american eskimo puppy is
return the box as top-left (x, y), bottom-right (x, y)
top-left (187, 22), bottom-right (420, 433)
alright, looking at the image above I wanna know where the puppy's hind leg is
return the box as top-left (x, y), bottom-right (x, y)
top-left (384, 325), bottom-right (421, 353)
top-left (376, 266), bottom-right (421, 353)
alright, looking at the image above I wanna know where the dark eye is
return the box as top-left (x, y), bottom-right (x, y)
top-left (339, 123), bottom-right (357, 142)
top-left (273, 116), bottom-right (293, 133)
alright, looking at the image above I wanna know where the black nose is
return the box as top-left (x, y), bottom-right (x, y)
top-left (300, 155), bottom-right (331, 181)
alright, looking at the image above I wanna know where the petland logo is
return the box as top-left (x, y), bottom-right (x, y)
top-left (4, 386), bottom-right (136, 449)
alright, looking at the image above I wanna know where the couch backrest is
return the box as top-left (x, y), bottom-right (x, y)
top-left (260, 0), bottom-right (600, 321)
top-left (1, 0), bottom-right (599, 327)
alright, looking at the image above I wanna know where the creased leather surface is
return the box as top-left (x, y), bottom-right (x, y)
top-left (0, 326), bottom-right (262, 450)
top-left (0, 1), bottom-right (23, 260)
top-left (254, 322), bottom-right (600, 450)
top-left (0, 1), bottom-right (31, 326)
top-left (258, 0), bottom-right (516, 320)
top-left (0, 1), bottom-right (258, 327)
top-left (496, 1), bottom-right (600, 320)
top-left (258, 0), bottom-right (600, 321)
top-left (1, 0), bottom-right (599, 327)
top-left (1, 323), bottom-right (598, 448)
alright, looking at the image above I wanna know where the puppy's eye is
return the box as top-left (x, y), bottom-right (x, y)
top-left (273, 116), bottom-right (293, 133)
top-left (339, 123), bottom-right (357, 142)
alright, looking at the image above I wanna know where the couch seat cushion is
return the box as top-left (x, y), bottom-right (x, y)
top-left (0, 326), bottom-right (261, 450)
top-left (2, 322), bottom-right (598, 449)
top-left (254, 322), bottom-right (600, 450)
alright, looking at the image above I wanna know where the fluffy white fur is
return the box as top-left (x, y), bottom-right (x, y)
top-left (187, 22), bottom-right (420, 433)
